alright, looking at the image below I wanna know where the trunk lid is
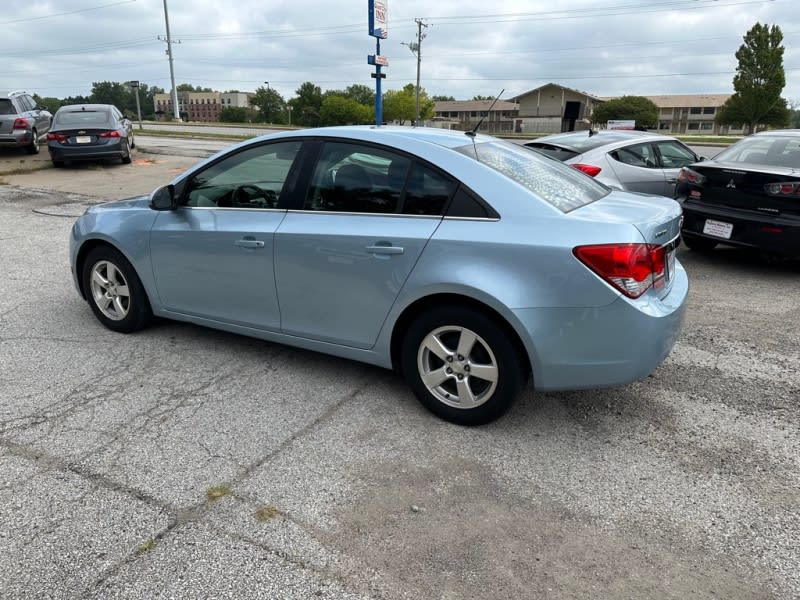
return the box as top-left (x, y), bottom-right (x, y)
top-left (691, 162), bottom-right (800, 218)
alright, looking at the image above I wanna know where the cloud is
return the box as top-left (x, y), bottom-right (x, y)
top-left (3, 0), bottom-right (799, 102)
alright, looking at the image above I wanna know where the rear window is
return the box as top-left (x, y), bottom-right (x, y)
top-left (455, 139), bottom-right (609, 212)
top-left (532, 132), bottom-right (647, 153)
top-left (0, 99), bottom-right (16, 115)
top-left (54, 110), bottom-right (111, 126)
top-left (713, 135), bottom-right (800, 168)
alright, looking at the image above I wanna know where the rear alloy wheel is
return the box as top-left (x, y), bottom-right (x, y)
top-left (26, 129), bottom-right (40, 154)
top-left (401, 306), bottom-right (525, 425)
top-left (121, 136), bottom-right (133, 164)
top-left (82, 246), bottom-right (152, 333)
top-left (682, 233), bottom-right (717, 253)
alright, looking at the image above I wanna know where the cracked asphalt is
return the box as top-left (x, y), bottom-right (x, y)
top-left (0, 144), bottom-right (798, 599)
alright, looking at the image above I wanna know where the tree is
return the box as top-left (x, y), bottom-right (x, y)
top-left (319, 95), bottom-right (373, 125)
top-left (790, 99), bottom-right (800, 128)
top-left (219, 106), bottom-right (249, 123)
top-left (344, 84), bottom-right (375, 106)
top-left (288, 82), bottom-right (324, 127)
top-left (432, 95), bottom-right (455, 102)
top-left (383, 83), bottom-right (434, 124)
top-left (176, 83), bottom-right (213, 92)
top-left (250, 86), bottom-right (286, 123)
top-left (472, 95), bottom-right (493, 101)
top-left (716, 23), bottom-right (788, 133)
top-left (32, 94), bottom-right (62, 114)
top-left (90, 81), bottom-right (135, 113)
top-left (592, 96), bottom-right (659, 128)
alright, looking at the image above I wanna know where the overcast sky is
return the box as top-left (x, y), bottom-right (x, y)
top-left (4, 0), bottom-right (799, 103)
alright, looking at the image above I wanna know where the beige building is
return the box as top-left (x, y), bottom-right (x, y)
top-left (638, 94), bottom-right (742, 135)
top-left (512, 83), bottom-right (604, 134)
top-left (432, 100), bottom-right (519, 133)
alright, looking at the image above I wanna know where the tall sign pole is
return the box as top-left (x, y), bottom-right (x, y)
top-left (368, 0), bottom-right (388, 127)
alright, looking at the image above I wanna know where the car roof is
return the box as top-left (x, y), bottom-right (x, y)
top-left (527, 129), bottom-right (670, 152)
top-left (272, 125), bottom-right (493, 150)
top-left (56, 104), bottom-right (115, 112)
top-left (753, 129), bottom-right (800, 137)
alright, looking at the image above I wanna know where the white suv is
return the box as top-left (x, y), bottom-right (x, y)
top-left (0, 90), bottom-right (52, 154)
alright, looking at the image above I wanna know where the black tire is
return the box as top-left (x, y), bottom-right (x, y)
top-left (26, 129), bottom-right (40, 154)
top-left (682, 233), bottom-right (717, 253)
top-left (121, 136), bottom-right (133, 164)
top-left (82, 245), bottom-right (152, 333)
top-left (401, 305), bottom-right (526, 426)
top-left (52, 160), bottom-right (65, 168)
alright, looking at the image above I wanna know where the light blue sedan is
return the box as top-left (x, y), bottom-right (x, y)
top-left (70, 126), bottom-right (688, 425)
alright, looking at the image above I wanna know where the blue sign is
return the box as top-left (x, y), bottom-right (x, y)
top-left (368, 0), bottom-right (388, 39)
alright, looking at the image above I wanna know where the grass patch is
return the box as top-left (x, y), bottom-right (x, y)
top-left (0, 163), bottom-right (53, 176)
top-left (254, 505), bottom-right (280, 522)
top-left (206, 485), bottom-right (233, 501)
top-left (135, 538), bottom-right (158, 556)
top-left (138, 128), bottom-right (252, 142)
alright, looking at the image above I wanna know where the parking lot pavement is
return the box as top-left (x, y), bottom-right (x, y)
top-left (0, 170), bottom-right (799, 598)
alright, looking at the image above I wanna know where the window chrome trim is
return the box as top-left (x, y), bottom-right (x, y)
top-left (286, 209), bottom-right (442, 219)
top-left (178, 206), bottom-right (287, 212)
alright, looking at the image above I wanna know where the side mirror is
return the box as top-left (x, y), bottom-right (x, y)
top-left (150, 185), bottom-right (177, 211)
top-left (698, 156), bottom-right (707, 162)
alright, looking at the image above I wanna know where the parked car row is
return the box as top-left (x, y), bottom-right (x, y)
top-left (0, 92), bottom-right (134, 167)
top-left (526, 128), bottom-right (800, 260)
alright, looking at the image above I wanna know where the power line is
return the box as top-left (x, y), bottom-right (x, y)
top-left (0, 0), bottom-right (137, 25)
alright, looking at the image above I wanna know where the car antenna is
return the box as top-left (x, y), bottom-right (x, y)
top-left (465, 88), bottom-right (505, 138)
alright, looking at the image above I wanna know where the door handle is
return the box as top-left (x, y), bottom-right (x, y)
top-left (366, 244), bottom-right (404, 255)
top-left (667, 178), bottom-right (677, 184)
top-left (235, 238), bottom-right (265, 248)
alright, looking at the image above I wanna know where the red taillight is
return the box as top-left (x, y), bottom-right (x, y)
top-left (47, 132), bottom-right (68, 143)
top-left (571, 163), bottom-right (602, 177)
top-left (573, 243), bottom-right (667, 299)
top-left (12, 118), bottom-right (30, 130)
top-left (98, 130), bottom-right (121, 138)
top-left (760, 225), bottom-right (784, 234)
top-left (678, 167), bottom-right (706, 185)
top-left (764, 182), bottom-right (800, 195)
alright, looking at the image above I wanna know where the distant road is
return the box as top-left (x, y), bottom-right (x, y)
top-left (141, 123), bottom-right (282, 137)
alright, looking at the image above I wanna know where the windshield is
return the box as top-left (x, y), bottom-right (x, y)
top-left (455, 139), bottom-right (609, 212)
top-left (713, 135), bottom-right (800, 168)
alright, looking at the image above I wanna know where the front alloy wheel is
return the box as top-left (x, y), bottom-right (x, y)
top-left (401, 306), bottom-right (525, 425)
top-left (82, 246), bottom-right (152, 333)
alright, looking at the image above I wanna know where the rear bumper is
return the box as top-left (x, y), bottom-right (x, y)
top-left (514, 261), bottom-right (689, 391)
top-left (681, 201), bottom-right (800, 256)
top-left (0, 131), bottom-right (32, 148)
top-left (48, 139), bottom-right (126, 161)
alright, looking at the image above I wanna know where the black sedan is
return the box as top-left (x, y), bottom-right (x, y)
top-left (675, 129), bottom-right (800, 258)
top-left (47, 104), bottom-right (134, 167)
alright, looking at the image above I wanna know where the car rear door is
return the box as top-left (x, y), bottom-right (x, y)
top-left (605, 142), bottom-right (667, 194)
top-left (274, 140), bottom-right (455, 349)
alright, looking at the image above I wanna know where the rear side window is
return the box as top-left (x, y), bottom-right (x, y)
top-left (610, 143), bottom-right (657, 168)
top-left (55, 110), bottom-right (111, 126)
top-left (0, 99), bottom-right (15, 115)
top-left (455, 139), bottom-right (608, 212)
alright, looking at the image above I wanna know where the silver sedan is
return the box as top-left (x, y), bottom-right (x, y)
top-left (525, 130), bottom-right (702, 197)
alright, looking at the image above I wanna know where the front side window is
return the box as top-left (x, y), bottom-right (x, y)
top-left (654, 141), bottom-right (697, 168)
top-left (455, 139), bottom-right (608, 213)
top-left (183, 140), bottom-right (302, 208)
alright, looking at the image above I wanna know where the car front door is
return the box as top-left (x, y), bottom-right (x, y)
top-left (274, 141), bottom-right (456, 349)
top-left (606, 142), bottom-right (667, 194)
top-left (653, 140), bottom-right (700, 197)
top-left (149, 140), bottom-right (304, 330)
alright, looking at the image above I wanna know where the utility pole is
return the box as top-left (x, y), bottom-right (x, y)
top-left (402, 19), bottom-right (427, 123)
top-left (160, 0), bottom-right (181, 121)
